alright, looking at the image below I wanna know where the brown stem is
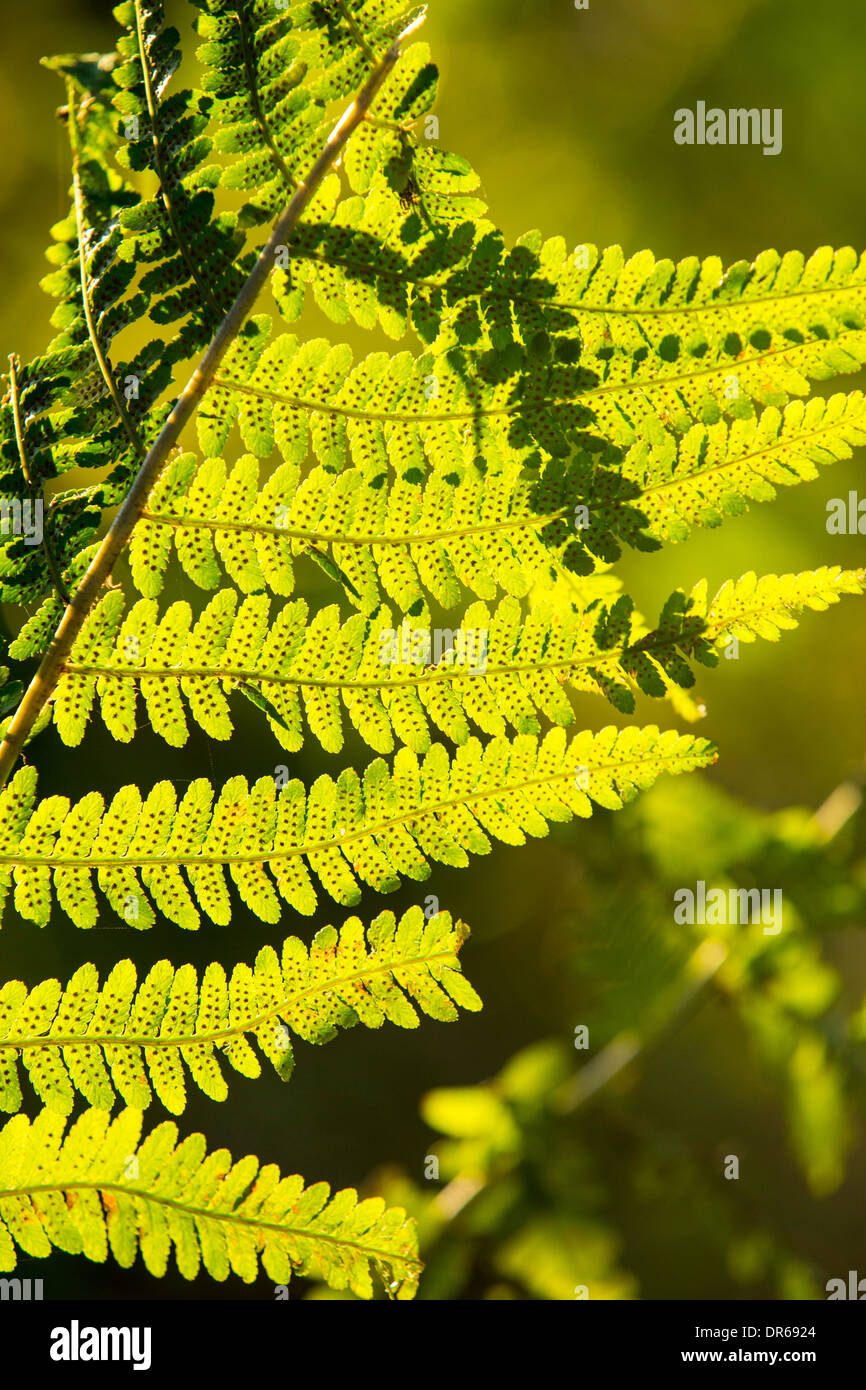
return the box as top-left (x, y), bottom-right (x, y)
top-left (0, 23), bottom-right (418, 788)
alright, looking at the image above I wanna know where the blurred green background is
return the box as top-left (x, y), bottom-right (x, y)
top-left (0, 0), bottom-right (864, 1299)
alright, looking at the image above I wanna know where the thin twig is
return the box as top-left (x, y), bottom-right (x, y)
top-left (0, 23), bottom-right (419, 787)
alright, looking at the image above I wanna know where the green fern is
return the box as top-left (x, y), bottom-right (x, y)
top-left (692, 565), bottom-right (866, 645)
top-left (0, 0), bottom-right (862, 1298)
top-left (0, 1104), bottom-right (420, 1294)
top-left (625, 392), bottom-right (866, 544)
top-left (0, 906), bottom-right (479, 1115)
top-left (130, 444), bottom-right (578, 616)
top-left (43, 565), bottom-right (862, 753)
top-left (0, 727), bottom-right (715, 929)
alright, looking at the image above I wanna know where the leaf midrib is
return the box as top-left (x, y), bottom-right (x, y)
top-left (0, 947), bottom-right (462, 1050)
top-left (0, 1179), bottom-right (421, 1272)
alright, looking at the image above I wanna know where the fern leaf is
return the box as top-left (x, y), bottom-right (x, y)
top-left (54, 587), bottom-right (695, 750)
top-left (620, 392), bottom-right (866, 547)
top-left (275, 211), bottom-right (866, 419)
top-left (0, 1105), bottom-right (420, 1294)
top-left (538, 240), bottom-right (866, 369)
top-left (694, 566), bottom-right (866, 646)
top-left (111, 0), bottom-right (250, 342)
top-left (193, 2), bottom-right (439, 222)
top-left (0, 729), bottom-right (716, 928)
top-left (196, 328), bottom-right (541, 470)
top-left (59, 566), bottom-right (865, 752)
top-left (178, 319), bottom-right (866, 586)
top-left (0, 93), bottom-right (149, 604)
top-left (131, 446), bottom-right (584, 616)
top-left (0, 906), bottom-right (479, 1115)
top-left (56, 588), bottom-right (655, 750)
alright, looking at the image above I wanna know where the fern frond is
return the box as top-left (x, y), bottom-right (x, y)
top-left (194, 309), bottom-right (866, 485)
top-left (620, 392), bottom-right (866, 547)
top-left (57, 566), bottom-right (864, 752)
top-left (271, 168), bottom-right (490, 344)
top-left (0, 728), bottom-right (716, 928)
top-left (275, 214), bottom-right (866, 407)
top-left (175, 309), bottom-right (866, 586)
top-left (194, 1), bottom-right (441, 219)
top-left (131, 445), bottom-right (585, 616)
top-left (528, 240), bottom-right (866, 364)
top-left (194, 322), bottom-right (554, 471)
top-left (693, 566), bottom-right (866, 645)
top-left (0, 1), bottom-right (233, 613)
top-left (5, 547), bottom-right (99, 670)
top-left (486, 390), bottom-right (866, 569)
top-left (51, 587), bottom-right (705, 751)
top-left (0, 92), bottom-right (148, 605)
top-left (0, 907), bottom-right (479, 1115)
top-left (0, 1105), bottom-right (420, 1293)
top-left (111, 0), bottom-right (253, 344)
top-left (87, 0), bottom-right (443, 368)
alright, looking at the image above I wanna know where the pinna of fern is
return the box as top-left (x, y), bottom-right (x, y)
top-left (0, 1103), bottom-right (421, 1294)
top-left (0, 725), bottom-right (715, 930)
top-left (0, 906), bottom-right (480, 1117)
top-left (33, 563), bottom-right (862, 755)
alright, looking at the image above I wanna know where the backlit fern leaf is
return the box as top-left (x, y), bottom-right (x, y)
top-left (0, 0), bottom-right (865, 1303)
top-left (593, 391), bottom-right (866, 550)
top-left (194, 1), bottom-right (438, 219)
top-left (132, 449), bottom-right (578, 615)
top-left (0, 728), bottom-right (716, 929)
top-left (0, 907), bottom-right (480, 1115)
top-left (52, 570), bottom-right (863, 753)
top-left (195, 322), bottom-right (542, 470)
top-left (56, 588), bottom-right (675, 750)
top-left (692, 566), bottom-right (866, 646)
top-left (133, 389), bottom-right (866, 618)
top-left (0, 1104), bottom-right (420, 1294)
top-left (279, 218), bottom-right (866, 399)
top-left (182, 315), bottom-right (866, 594)
top-left (111, 0), bottom-right (250, 346)
top-left (529, 240), bottom-right (866, 366)
top-left (0, 80), bottom-right (151, 605)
